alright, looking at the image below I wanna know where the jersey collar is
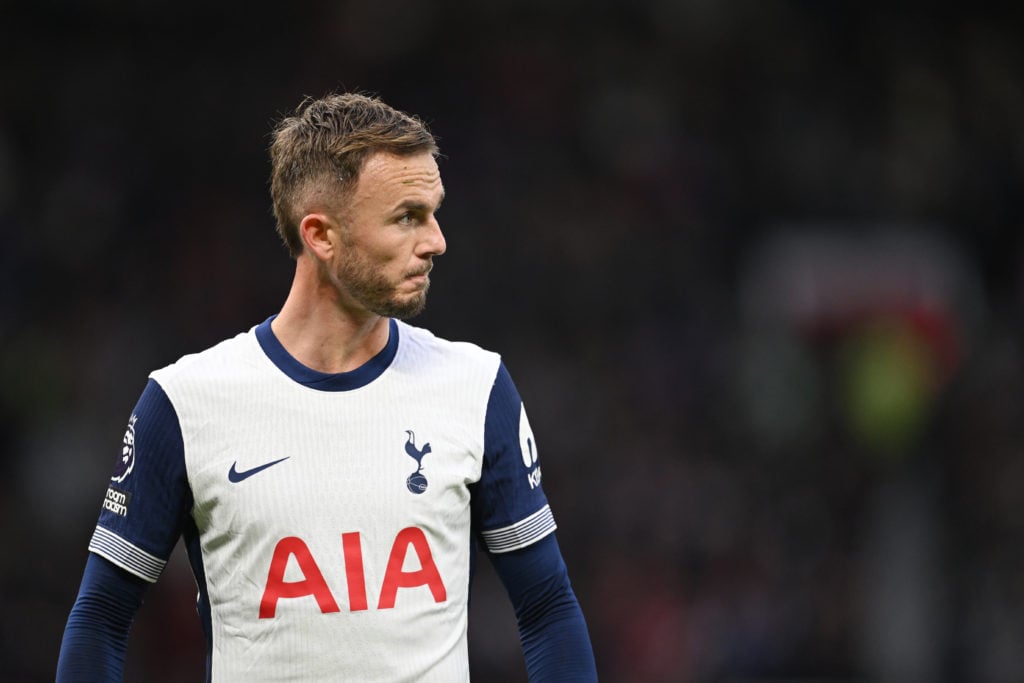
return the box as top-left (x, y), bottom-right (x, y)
top-left (255, 316), bottom-right (399, 391)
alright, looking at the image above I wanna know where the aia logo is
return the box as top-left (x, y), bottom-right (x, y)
top-left (404, 430), bottom-right (431, 494)
top-left (519, 404), bottom-right (542, 489)
top-left (111, 414), bottom-right (137, 483)
top-left (259, 527), bottom-right (447, 617)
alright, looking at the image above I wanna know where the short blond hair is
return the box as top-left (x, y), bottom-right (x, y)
top-left (269, 93), bottom-right (438, 258)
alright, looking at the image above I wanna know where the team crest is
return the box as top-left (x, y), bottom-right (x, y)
top-left (111, 414), bottom-right (137, 483)
top-left (404, 430), bottom-right (431, 494)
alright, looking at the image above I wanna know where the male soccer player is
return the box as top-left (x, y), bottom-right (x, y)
top-left (56, 93), bottom-right (598, 681)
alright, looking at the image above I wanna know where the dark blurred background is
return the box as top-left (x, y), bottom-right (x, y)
top-left (3, 2), bottom-right (1024, 681)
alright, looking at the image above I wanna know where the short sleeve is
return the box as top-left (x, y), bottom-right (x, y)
top-left (472, 362), bottom-right (557, 554)
top-left (87, 379), bottom-right (192, 582)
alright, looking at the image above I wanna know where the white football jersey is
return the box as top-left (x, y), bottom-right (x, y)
top-left (87, 317), bottom-right (555, 682)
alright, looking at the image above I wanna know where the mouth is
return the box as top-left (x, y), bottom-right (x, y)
top-left (405, 268), bottom-right (431, 289)
top-left (406, 265), bottom-right (432, 281)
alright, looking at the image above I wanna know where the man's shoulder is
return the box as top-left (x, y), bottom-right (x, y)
top-left (149, 326), bottom-right (260, 387)
top-left (396, 321), bottom-right (499, 366)
top-left (395, 322), bottom-right (506, 391)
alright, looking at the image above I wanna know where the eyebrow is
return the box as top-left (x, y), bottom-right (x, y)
top-left (394, 192), bottom-right (444, 213)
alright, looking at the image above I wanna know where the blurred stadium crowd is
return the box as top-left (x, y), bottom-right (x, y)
top-left (3, 2), bottom-right (1024, 682)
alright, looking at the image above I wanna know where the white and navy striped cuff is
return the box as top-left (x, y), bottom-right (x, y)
top-left (481, 504), bottom-right (557, 554)
top-left (88, 525), bottom-right (167, 583)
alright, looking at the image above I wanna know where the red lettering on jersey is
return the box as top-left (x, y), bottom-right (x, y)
top-left (342, 532), bottom-right (368, 612)
top-left (260, 536), bottom-right (341, 618)
top-left (377, 527), bottom-right (447, 609)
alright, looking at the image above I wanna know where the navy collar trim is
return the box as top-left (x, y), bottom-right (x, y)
top-left (255, 316), bottom-right (399, 392)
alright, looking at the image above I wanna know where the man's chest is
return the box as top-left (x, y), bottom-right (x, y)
top-left (183, 396), bottom-right (484, 536)
top-left (179, 393), bottom-right (486, 618)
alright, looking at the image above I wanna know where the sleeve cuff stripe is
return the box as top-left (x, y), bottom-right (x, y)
top-left (480, 504), bottom-right (557, 554)
top-left (88, 526), bottom-right (166, 583)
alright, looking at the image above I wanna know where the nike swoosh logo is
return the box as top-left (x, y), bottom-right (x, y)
top-left (228, 457), bottom-right (290, 483)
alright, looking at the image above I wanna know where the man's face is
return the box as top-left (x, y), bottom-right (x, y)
top-left (327, 151), bottom-right (446, 319)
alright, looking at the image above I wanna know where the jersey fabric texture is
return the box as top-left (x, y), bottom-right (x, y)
top-left (86, 317), bottom-right (556, 682)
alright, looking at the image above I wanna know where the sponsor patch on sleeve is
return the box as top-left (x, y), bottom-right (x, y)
top-left (102, 485), bottom-right (132, 517)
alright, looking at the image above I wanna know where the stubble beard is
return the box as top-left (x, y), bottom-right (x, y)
top-left (337, 255), bottom-right (430, 320)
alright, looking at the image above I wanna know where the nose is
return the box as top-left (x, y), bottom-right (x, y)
top-left (420, 215), bottom-right (446, 257)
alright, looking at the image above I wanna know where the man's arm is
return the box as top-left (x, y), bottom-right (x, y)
top-left (475, 360), bottom-right (597, 679)
top-left (56, 554), bottom-right (148, 681)
top-left (489, 533), bottom-right (598, 682)
top-left (57, 378), bottom-right (190, 680)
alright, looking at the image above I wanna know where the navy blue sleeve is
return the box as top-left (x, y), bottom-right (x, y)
top-left (472, 362), bottom-right (556, 554)
top-left (56, 554), bottom-right (148, 681)
top-left (489, 534), bottom-right (598, 682)
top-left (89, 378), bottom-right (190, 582)
top-left (57, 379), bottom-right (189, 679)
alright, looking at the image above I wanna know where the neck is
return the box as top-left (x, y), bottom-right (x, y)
top-left (271, 257), bottom-right (391, 374)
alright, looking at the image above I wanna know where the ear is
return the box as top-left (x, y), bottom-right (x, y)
top-left (298, 213), bottom-right (336, 263)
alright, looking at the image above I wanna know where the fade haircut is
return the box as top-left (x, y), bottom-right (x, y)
top-left (269, 93), bottom-right (439, 258)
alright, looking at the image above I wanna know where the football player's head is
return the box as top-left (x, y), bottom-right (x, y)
top-left (269, 93), bottom-right (438, 260)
